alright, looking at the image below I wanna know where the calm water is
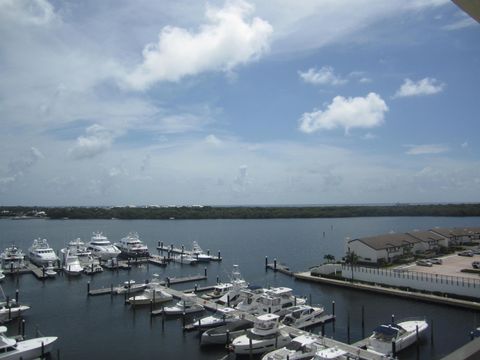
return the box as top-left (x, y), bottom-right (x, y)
top-left (1, 216), bottom-right (480, 359)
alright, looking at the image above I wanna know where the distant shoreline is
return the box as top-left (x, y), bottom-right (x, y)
top-left (2, 204), bottom-right (480, 220)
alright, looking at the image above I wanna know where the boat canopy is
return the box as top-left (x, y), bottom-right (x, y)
top-left (373, 325), bottom-right (400, 338)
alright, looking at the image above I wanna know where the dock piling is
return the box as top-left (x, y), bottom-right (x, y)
top-left (87, 281), bottom-right (90, 296)
top-left (15, 289), bottom-right (19, 303)
top-left (218, 251), bottom-right (221, 260)
top-left (274, 258), bottom-right (277, 271)
top-left (391, 338), bottom-right (396, 357)
top-left (332, 301), bottom-right (335, 317)
top-left (347, 312), bottom-right (350, 344)
top-left (204, 267), bottom-right (207, 277)
top-left (361, 305), bottom-right (365, 339)
top-left (391, 314), bottom-right (395, 325)
top-left (431, 319), bottom-right (434, 345)
top-left (265, 256), bottom-right (268, 269)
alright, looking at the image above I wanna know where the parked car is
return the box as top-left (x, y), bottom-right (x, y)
top-left (429, 258), bottom-right (442, 265)
top-left (416, 260), bottom-right (433, 267)
top-left (472, 261), bottom-right (480, 269)
top-left (472, 248), bottom-right (480, 255)
top-left (458, 250), bottom-right (474, 257)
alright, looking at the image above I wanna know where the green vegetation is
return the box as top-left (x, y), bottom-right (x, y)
top-left (1, 203), bottom-right (480, 220)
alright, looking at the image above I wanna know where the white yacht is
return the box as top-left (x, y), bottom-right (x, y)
top-left (212, 265), bottom-right (249, 306)
top-left (281, 305), bottom-right (325, 329)
top-left (61, 249), bottom-right (83, 276)
top-left (128, 282), bottom-right (172, 306)
top-left (201, 319), bottom-right (253, 345)
top-left (28, 239), bottom-right (58, 267)
top-left (188, 307), bottom-right (239, 330)
top-left (261, 334), bottom-right (322, 360)
top-left (0, 245), bottom-right (26, 271)
top-left (253, 287), bottom-right (306, 316)
top-left (163, 294), bottom-right (205, 315)
top-left (190, 241), bottom-right (212, 262)
top-left (0, 325), bottom-right (57, 359)
top-left (366, 318), bottom-right (428, 355)
top-left (86, 232), bottom-right (120, 261)
top-left (235, 287), bottom-right (267, 313)
top-left (115, 232), bottom-right (149, 258)
top-left (231, 313), bottom-right (291, 355)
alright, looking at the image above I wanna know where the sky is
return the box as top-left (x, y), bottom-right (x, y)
top-left (0, 0), bottom-right (479, 206)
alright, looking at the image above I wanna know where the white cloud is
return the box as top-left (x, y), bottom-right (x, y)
top-left (0, 147), bottom-right (44, 190)
top-left (68, 125), bottom-right (114, 160)
top-left (298, 66), bottom-right (347, 86)
top-left (405, 144), bottom-right (449, 155)
top-left (205, 134), bottom-right (223, 146)
top-left (299, 93), bottom-right (388, 134)
top-left (124, 1), bottom-right (273, 90)
top-left (393, 77), bottom-right (445, 98)
top-left (0, 0), bottom-right (56, 26)
top-left (461, 141), bottom-right (468, 149)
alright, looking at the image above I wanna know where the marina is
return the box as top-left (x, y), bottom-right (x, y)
top-left (0, 217), bottom-right (480, 359)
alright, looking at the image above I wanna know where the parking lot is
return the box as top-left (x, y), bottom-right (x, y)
top-left (399, 252), bottom-right (480, 280)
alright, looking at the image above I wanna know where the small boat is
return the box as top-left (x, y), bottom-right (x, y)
top-left (366, 318), bottom-right (428, 355)
top-left (115, 232), bottom-right (149, 259)
top-left (163, 294), bottom-right (205, 315)
top-left (64, 238), bottom-right (99, 270)
top-left (0, 325), bottom-right (57, 359)
top-left (235, 287), bottom-right (267, 313)
top-left (28, 238), bottom-right (58, 267)
top-left (83, 263), bottom-right (103, 275)
top-left (171, 254), bottom-right (198, 265)
top-left (231, 313), bottom-right (291, 355)
top-left (188, 307), bottom-right (239, 330)
top-left (313, 347), bottom-right (348, 360)
top-left (128, 281), bottom-right (172, 305)
top-left (261, 334), bottom-right (322, 360)
top-left (281, 305), bottom-right (325, 329)
top-left (201, 319), bottom-right (253, 345)
top-left (215, 265), bottom-right (248, 306)
top-left (115, 280), bottom-right (147, 294)
top-left (43, 261), bottom-right (57, 277)
top-left (1, 245), bottom-right (26, 271)
top-left (190, 241), bottom-right (212, 262)
top-left (61, 249), bottom-right (83, 276)
top-left (0, 288), bottom-right (30, 323)
top-left (86, 232), bottom-right (120, 261)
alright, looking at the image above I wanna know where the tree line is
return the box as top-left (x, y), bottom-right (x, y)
top-left (2, 203), bottom-right (480, 220)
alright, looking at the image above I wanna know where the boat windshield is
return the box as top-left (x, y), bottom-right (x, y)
top-left (372, 325), bottom-right (399, 341)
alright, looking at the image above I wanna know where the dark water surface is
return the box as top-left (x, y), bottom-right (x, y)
top-left (1, 217), bottom-right (480, 359)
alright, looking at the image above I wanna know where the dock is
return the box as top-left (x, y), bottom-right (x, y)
top-left (87, 274), bottom-right (208, 296)
top-left (294, 271), bottom-right (480, 311)
top-left (156, 243), bottom-right (222, 261)
top-left (156, 287), bottom-right (389, 360)
top-left (266, 262), bottom-right (293, 276)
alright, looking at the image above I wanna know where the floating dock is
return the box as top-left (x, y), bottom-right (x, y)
top-left (156, 243), bottom-right (222, 261)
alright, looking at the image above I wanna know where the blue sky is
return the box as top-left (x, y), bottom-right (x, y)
top-left (0, 0), bottom-right (479, 206)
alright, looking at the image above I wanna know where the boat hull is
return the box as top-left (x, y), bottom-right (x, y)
top-left (1, 336), bottom-right (58, 360)
top-left (232, 333), bottom-right (291, 355)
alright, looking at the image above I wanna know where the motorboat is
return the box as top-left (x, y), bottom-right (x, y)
top-left (61, 249), bottom-right (83, 276)
top-left (231, 313), bottom-right (292, 355)
top-left (235, 287), bottom-right (267, 313)
top-left (0, 325), bottom-right (57, 359)
top-left (128, 282), bottom-right (172, 305)
top-left (171, 254), bottom-right (197, 265)
top-left (163, 294), bottom-right (205, 315)
top-left (83, 262), bottom-right (103, 275)
top-left (0, 245), bottom-right (26, 271)
top-left (201, 319), bottom-right (253, 345)
top-left (366, 318), bottom-right (428, 355)
top-left (281, 305), bottom-right (325, 329)
top-left (190, 241), bottom-right (212, 262)
top-left (261, 334), bottom-right (323, 360)
top-left (44, 261), bottom-right (57, 277)
top-left (0, 290), bottom-right (30, 324)
top-left (115, 232), bottom-right (149, 258)
top-left (313, 347), bottom-right (348, 360)
top-left (115, 280), bottom-right (147, 295)
top-left (188, 307), bottom-right (239, 330)
top-left (28, 238), bottom-right (58, 267)
top-left (63, 238), bottom-right (98, 268)
top-left (253, 287), bottom-right (307, 316)
top-left (86, 232), bottom-right (120, 261)
top-left (210, 265), bottom-right (248, 306)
